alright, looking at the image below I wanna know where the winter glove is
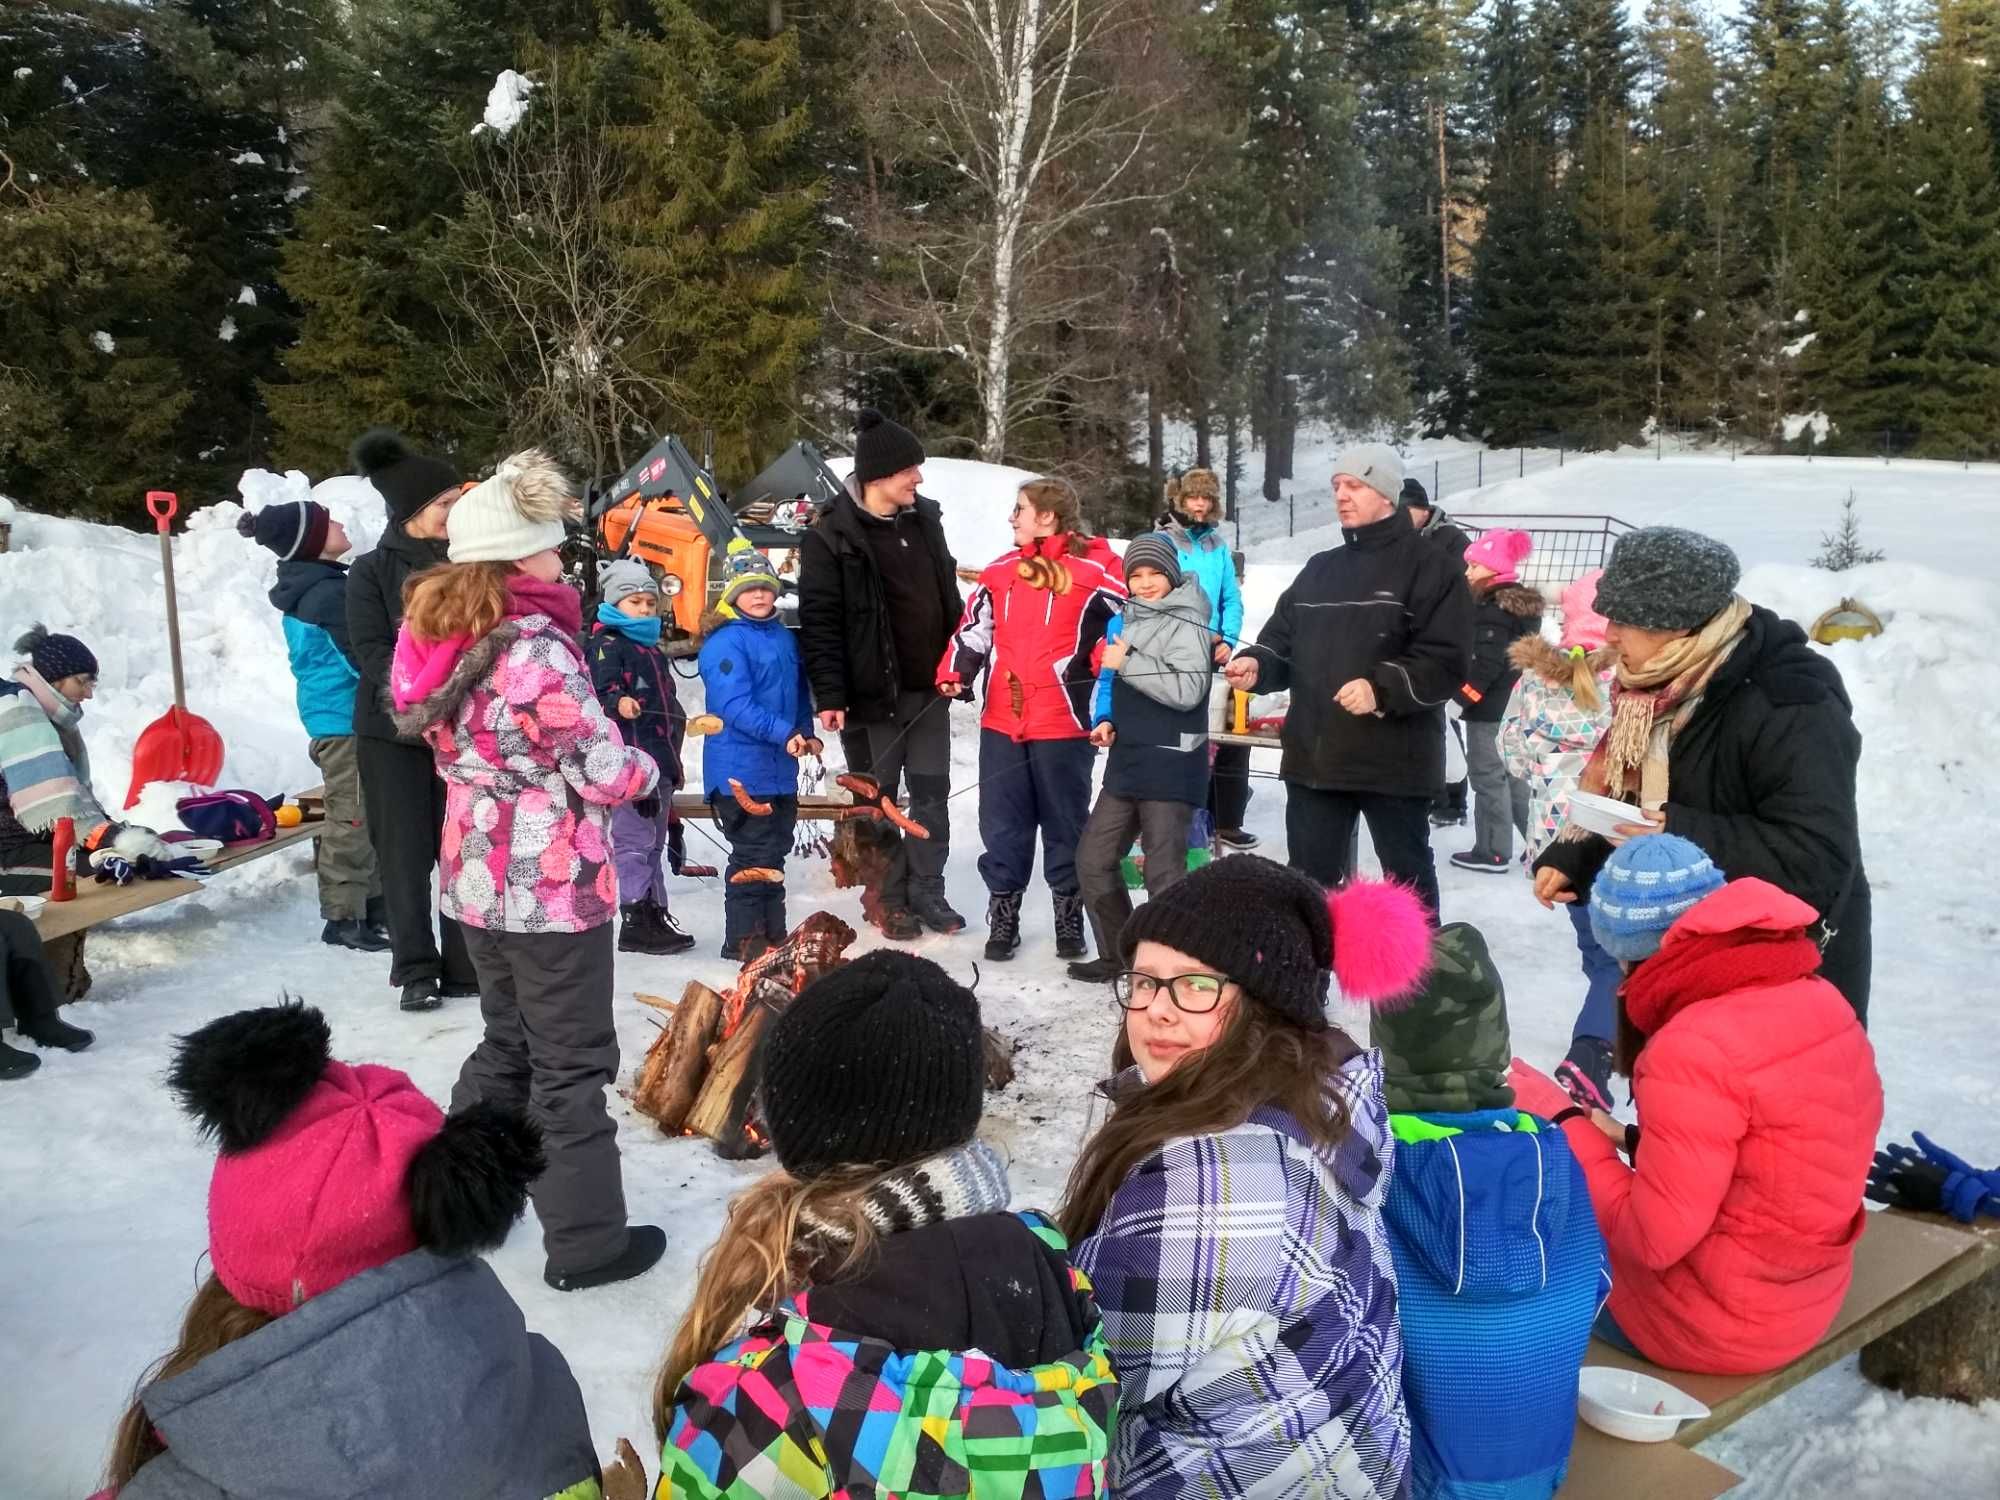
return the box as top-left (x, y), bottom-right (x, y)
top-left (107, 824), bottom-right (178, 863)
top-left (1868, 1133), bottom-right (2000, 1223)
top-left (633, 795), bottom-right (662, 821)
top-left (88, 851), bottom-right (206, 886)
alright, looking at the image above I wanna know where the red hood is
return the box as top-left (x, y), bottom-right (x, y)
top-left (1625, 878), bottom-right (1824, 1036)
top-left (1656, 878), bottom-right (1818, 948)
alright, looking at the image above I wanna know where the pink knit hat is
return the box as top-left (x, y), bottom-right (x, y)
top-left (169, 1002), bottom-right (542, 1317)
top-left (1463, 528), bottom-right (1533, 585)
top-left (1559, 568), bottom-right (1610, 652)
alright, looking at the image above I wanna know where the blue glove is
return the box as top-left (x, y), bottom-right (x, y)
top-left (1915, 1132), bottom-right (2000, 1224)
top-left (89, 851), bottom-right (207, 886)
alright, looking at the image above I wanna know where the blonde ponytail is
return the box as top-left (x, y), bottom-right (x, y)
top-left (651, 1167), bottom-right (883, 1442)
top-left (1570, 646), bottom-right (1613, 713)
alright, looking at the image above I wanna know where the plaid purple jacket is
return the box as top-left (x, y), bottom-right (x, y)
top-left (1072, 1050), bottom-right (1409, 1499)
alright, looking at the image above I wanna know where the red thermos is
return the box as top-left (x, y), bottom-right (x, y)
top-left (50, 816), bottom-right (76, 902)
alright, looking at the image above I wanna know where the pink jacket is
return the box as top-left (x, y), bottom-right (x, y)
top-left (390, 583), bottom-right (657, 933)
top-left (1557, 879), bottom-right (1882, 1374)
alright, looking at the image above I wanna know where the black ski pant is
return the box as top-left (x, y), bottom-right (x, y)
top-left (0, 909), bottom-right (63, 1031)
top-left (857, 690), bottom-right (952, 909)
top-left (1208, 743), bottom-right (1253, 830)
top-left (1076, 793), bottom-right (1195, 961)
top-left (1285, 784), bottom-right (1441, 925)
top-left (451, 922), bottom-right (628, 1274)
top-left (356, 734), bottom-right (476, 990)
top-left (712, 793), bottom-right (798, 954)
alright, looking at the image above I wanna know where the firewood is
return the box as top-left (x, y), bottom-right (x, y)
top-left (632, 981), bottom-right (724, 1134)
top-left (686, 1004), bottom-right (771, 1143)
top-left (633, 991), bottom-right (679, 1015)
top-left (981, 1025), bottom-right (1017, 1092)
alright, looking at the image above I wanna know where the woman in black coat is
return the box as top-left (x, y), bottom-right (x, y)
top-left (1533, 527), bottom-right (1871, 1021)
top-left (344, 429), bottom-right (481, 1014)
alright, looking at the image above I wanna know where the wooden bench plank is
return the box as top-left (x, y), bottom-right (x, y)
top-left (1211, 730), bottom-right (1283, 749)
top-left (27, 817), bottom-right (325, 942)
top-left (1558, 1427), bottom-right (1740, 1498)
top-left (671, 792), bottom-right (874, 822)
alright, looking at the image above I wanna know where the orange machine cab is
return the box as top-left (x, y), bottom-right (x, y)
top-left (596, 496), bottom-right (712, 637)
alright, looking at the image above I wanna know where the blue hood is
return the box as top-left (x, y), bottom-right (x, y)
top-left (1384, 1112), bottom-right (1575, 1298)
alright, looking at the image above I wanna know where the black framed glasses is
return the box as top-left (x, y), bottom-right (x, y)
top-left (1113, 970), bottom-right (1228, 1013)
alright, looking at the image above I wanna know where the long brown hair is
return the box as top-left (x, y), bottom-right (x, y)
top-left (401, 561), bottom-right (517, 643)
top-left (1056, 999), bottom-right (1359, 1243)
top-left (104, 1273), bottom-right (274, 1492)
top-left (1614, 985), bottom-right (1648, 1078)
top-left (651, 1165), bottom-right (886, 1443)
top-left (1019, 477), bottom-right (1091, 557)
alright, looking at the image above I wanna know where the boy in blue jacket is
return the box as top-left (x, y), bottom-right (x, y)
top-left (238, 501), bottom-right (386, 953)
top-left (1373, 923), bottom-right (1609, 1500)
top-left (698, 543), bottom-right (816, 960)
top-left (590, 559), bottom-right (695, 956)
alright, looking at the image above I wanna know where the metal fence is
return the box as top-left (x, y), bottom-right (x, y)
top-left (1232, 442), bottom-right (1571, 549)
top-left (1450, 512), bottom-right (1636, 590)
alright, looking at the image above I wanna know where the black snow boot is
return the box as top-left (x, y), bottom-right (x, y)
top-left (1053, 890), bottom-right (1087, 960)
top-left (0, 1038), bottom-right (42, 1080)
top-left (400, 976), bottom-right (445, 1013)
top-left (877, 908), bottom-right (922, 941)
top-left (544, 1224), bottom-right (667, 1293)
top-left (619, 899), bottom-right (692, 956)
top-left (984, 891), bottom-right (1024, 962)
top-left (20, 1012), bottom-right (94, 1052)
top-left (323, 917), bottom-right (393, 953)
top-left (910, 879), bottom-right (967, 936)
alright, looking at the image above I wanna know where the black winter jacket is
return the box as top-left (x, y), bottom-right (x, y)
top-left (269, 559), bottom-right (357, 667)
top-left (1534, 605), bottom-right (1872, 1020)
top-left (1456, 583), bottom-right (1544, 722)
top-left (796, 492), bottom-right (960, 724)
top-left (1239, 511), bottom-right (1474, 799)
top-left (346, 526), bottom-right (450, 742)
top-left (1417, 507), bottom-right (1472, 562)
top-left (587, 623), bottom-right (686, 786)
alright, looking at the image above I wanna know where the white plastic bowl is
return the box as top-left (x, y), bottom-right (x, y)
top-left (175, 838), bottom-right (226, 862)
top-left (1, 894), bottom-right (47, 919)
top-left (1564, 791), bottom-right (1646, 839)
top-left (1577, 1365), bottom-right (1711, 1443)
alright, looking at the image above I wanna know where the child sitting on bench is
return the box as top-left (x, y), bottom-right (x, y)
top-left (1516, 834), bottom-right (1883, 1375)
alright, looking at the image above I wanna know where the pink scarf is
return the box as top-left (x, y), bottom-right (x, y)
top-left (391, 574), bottom-right (580, 712)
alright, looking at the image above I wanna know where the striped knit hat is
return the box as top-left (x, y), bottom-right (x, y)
top-left (1589, 834), bottom-right (1727, 963)
top-left (1122, 532), bottom-right (1182, 586)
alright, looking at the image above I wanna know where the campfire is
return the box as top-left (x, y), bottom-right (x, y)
top-left (631, 909), bottom-right (1019, 1159)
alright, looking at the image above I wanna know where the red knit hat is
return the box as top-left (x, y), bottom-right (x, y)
top-left (169, 1003), bottom-right (543, 1318)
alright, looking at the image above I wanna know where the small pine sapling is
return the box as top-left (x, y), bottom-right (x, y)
top-left (1812, 491), bottom-right (1886, 570)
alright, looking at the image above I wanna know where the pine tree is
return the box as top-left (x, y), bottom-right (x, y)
top-left (1547, 0), bottom-right (1639, 135)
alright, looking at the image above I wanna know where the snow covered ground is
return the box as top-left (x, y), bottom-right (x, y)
top-left (2, 454), bottom-right (1997, 1497)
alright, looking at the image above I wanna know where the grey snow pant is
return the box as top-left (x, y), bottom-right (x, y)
top-left (451, 922), bottom-right (629, 1275)
top-left (858, 689), bottom-right (952, 910)
top-left (1465, 720), bottom-right (1530, 862)
top-left (1076, 793), bottom-right (1194, 962)
top-left (308, 735), bottom-right (382, 920)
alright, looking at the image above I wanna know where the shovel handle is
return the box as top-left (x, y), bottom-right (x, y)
top-left (147, 491), bottom-right (187, 709)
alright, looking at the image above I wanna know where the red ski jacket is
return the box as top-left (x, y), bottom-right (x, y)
top-left (1559, 878), bottom-right (1882, 1375)
top-left (937, 534), bottom-right (1125, 741)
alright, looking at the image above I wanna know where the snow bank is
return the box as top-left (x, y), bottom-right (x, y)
top-left (473, 68), bottom-right (536, 136)
top-left (825, 454), bottom-right (1038, 570)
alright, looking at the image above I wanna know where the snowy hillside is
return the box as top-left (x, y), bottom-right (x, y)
top-left (1, 456), bottom-right (1996, 1498)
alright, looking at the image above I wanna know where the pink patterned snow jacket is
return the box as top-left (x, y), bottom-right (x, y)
top-left (1497, 633), bottom-right (1616, 864)
top-left (388, 577), bottom-right (658, 933)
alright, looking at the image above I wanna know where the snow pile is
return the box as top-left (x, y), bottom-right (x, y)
top-left (0, 470), bottom-right (385, 816)
top-left (217, 315), bottom-right (238, 343)
top-left (1784, 410), bottom-right (1831, 442)
top-left (90, 330), bottom-right (115, 355)
top-left (236, 285), bottom-right (257, 306)
top-left (472, 68), bottom-right (536, 136)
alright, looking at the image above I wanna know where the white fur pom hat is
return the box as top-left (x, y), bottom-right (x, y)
top-left (447, 448), bottom-right (575, 564)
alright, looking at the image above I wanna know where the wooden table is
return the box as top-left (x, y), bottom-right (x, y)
top-left (670, 791), bottom-right (883, 822)
top-left (26, 817), bottom-right (325, 942)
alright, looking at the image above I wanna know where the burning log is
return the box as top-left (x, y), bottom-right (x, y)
top-left (684, 1005), bottom-right (775, 1158)
top-left (631, 982), bottom-right (724, 1133)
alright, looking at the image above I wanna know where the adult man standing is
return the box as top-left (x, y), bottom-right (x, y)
top-left (1402, 477), bottom-right (1471, 561)
top-left (1225, 445), bottom-right (1472, 917)
top-left (798, 410), bottom-right (965, 938)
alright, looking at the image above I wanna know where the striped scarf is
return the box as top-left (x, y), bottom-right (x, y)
top-left (798, 1138), bottom-right (1011, 1255)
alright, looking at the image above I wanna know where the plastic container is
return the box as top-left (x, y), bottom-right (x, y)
top-left (49, 816), bottom-right (75, 902)
top-left (1564, 791), bottom-right (1647, 839)
top-left (1577, 1366), bottom-right (1711, 1443)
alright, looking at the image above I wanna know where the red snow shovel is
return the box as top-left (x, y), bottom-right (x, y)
top-left (124, 490), bottom-right (224, 807)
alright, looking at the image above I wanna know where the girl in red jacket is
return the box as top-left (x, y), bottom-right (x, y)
top-left (938, 478), bottom-right (1124, 963)
top-left (1520, 833), bottom-right (1882, 1375)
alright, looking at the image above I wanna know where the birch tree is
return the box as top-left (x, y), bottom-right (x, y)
top-left (854, 0), bottom-right (1163, 462)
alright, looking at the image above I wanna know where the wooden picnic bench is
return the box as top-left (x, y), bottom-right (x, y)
top-left (26, 793), bottom-right (327, 943)
top-left (1555, 1209), bottom-right (2000, 1496)
top-left (670, 792), bottom-right (881, 822)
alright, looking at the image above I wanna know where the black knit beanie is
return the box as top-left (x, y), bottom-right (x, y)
top-left (349, 428), bottom-right (461, 525)
top-left (13, 624), bottom-right (97, 683)
top-left (1121, 854), bottom-right (1333, 1029)
top-left (235, 501), bottom-right (331, 562)
top-left (759, 950), bottom-right (984, 1180)
top-left (851, 408), bottom-right (926, 488)
top-left (1400, 477), bottom-right (1431, 511)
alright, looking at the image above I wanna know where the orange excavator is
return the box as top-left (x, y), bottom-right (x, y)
top-left (583, 433), bottom-right (845, 643)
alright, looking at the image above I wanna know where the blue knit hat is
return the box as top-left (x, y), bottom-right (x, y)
top-left (1589, 834), bottom-right (1727, 963)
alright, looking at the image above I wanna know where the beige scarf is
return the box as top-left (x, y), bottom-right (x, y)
top-left (1573, 596), bottom-right (1752, 815)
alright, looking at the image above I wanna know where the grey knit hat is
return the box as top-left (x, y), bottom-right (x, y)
top-left (1331, 444), bottom-right (1404, 505)
top-left (1595, 526), bottom-right (1742, 631)
top-left (1122, 532), bottom-right (1182, 586)
top-left (597, 558), bottom-right (658, 606)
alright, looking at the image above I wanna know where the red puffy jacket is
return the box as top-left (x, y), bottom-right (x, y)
top-left (1560, 877), bottom-right (1882, 1375)
top-left (936, 534), bottom-right (1125, 742)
